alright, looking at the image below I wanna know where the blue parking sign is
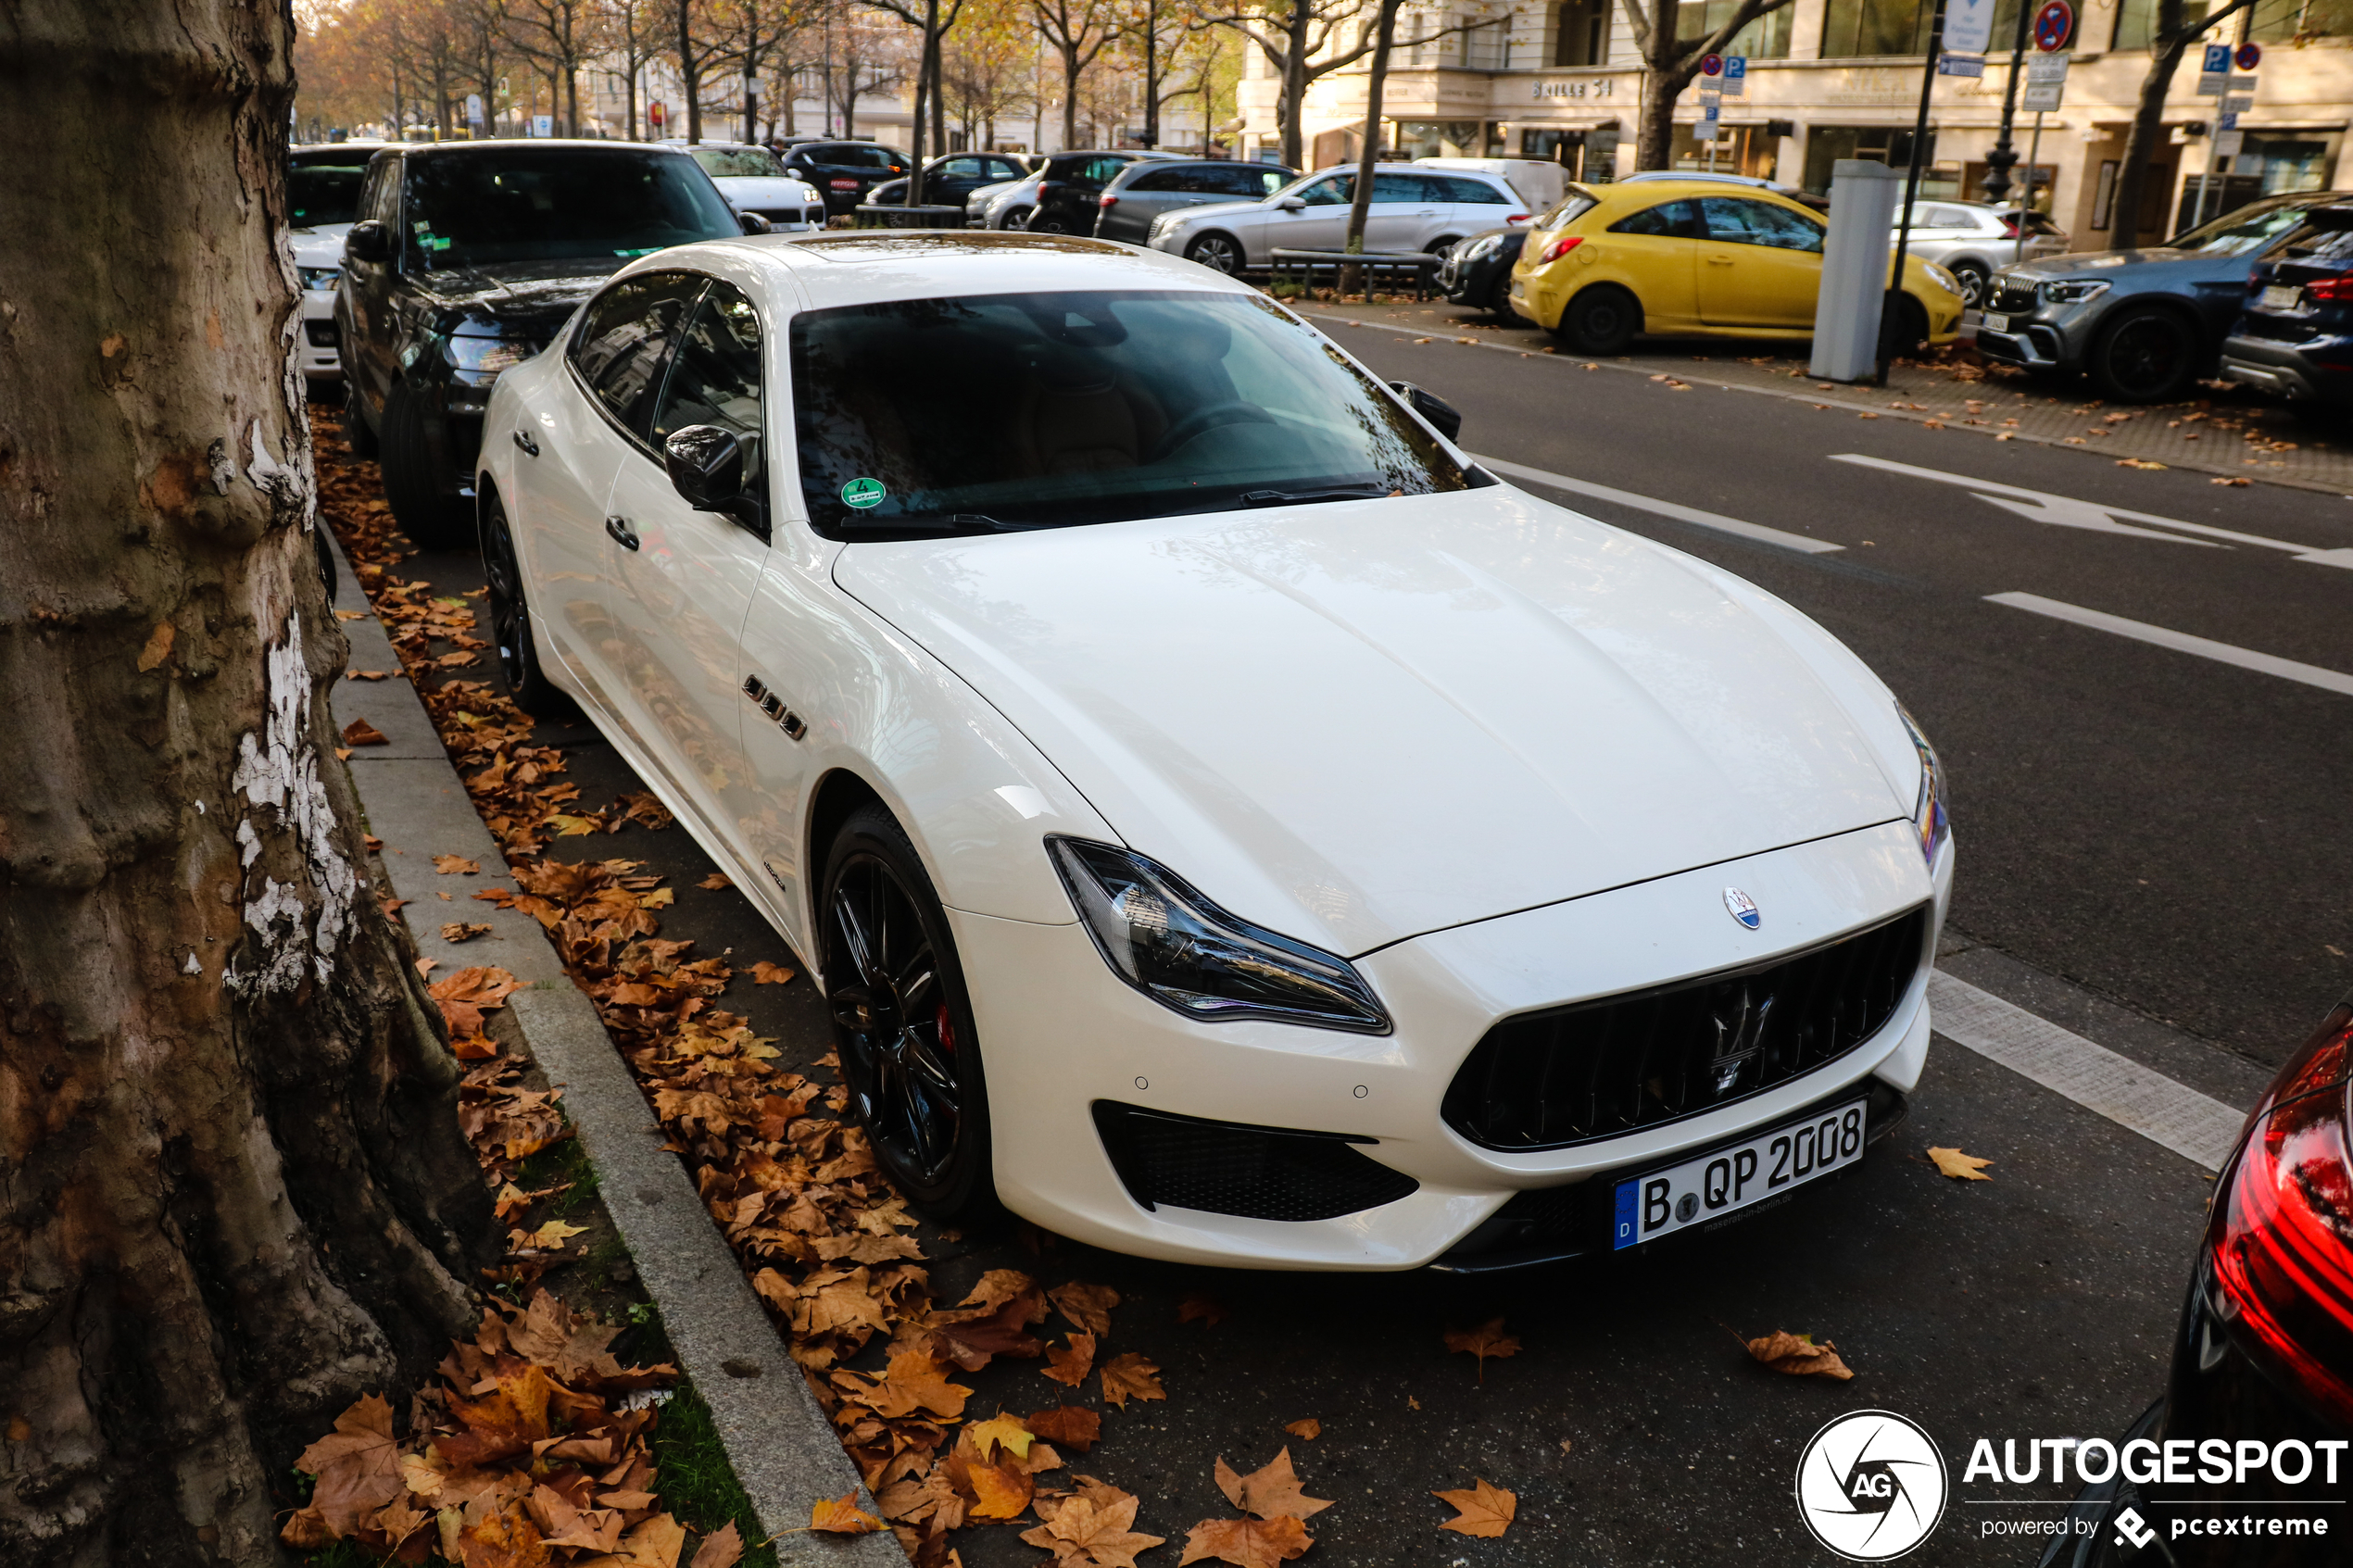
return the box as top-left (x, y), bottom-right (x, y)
top-left (1726, 56), bottom-right (1747, 78)
top-left (2203, 43), bottom-right (2231, 73)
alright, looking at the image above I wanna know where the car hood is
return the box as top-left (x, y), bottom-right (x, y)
top-left (2000, 247), bottom-right (2233, 284)
top-left (290, 229), bottom-right (349, 266)
top-left (400, 257), bottom-right (622, 331)
top-left (713, 175), bottom-right (816, 206)
top-left (834, 487), bottom-right (1916, 955)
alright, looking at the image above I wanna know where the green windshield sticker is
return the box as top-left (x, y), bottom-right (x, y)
top-left (841, 477), bottom-right (887, 510)
top-left (612, 246), bottom-right (661, 257)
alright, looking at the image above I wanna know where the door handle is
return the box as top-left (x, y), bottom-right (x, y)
top-left (605, 515), bottom-right (640, 551)
top-left (512, 429), bottom-right (539, 457)
top-left (1706, 255), bottom-right (1735, 265)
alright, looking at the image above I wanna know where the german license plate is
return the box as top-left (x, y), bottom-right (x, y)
top-left (2261, 283), bottom-right (2304, 312)
top-left (1612, 1097), bottom-right (1869, 1249)
top-left (831, 179), bottom-right (860, 190)
top-left (1981, 312), bottom-right (2011, 332)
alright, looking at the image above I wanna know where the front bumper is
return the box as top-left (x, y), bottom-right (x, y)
top-left (301, 289), bottom-right (340, 381)
top-left (2221, 331), bottom-right (2353, 404)
top-left (957, 817), bottom-right (1949, 1271)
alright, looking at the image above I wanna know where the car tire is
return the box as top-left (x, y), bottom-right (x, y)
top-left (1029, 210), bottom-right (1071, 233)
top-left (820, 803), bottom-right (1000, 1220)
top-left (479, 488), bottom-right (578, 721)
top-left (1554, 284), bottom-right (1641, 354)
top-left (1488, 271), bottom-right (1520, 324)
top-left (1949, 259), bottom-right (1990, 310)
top-left (1184, 232), bottom-right (1245, 275)
top-left (342, 374), bottom-right (379, 459)
top-left (2088, 306), bottom-right (2199, 404)
top-left (1880, 293), bottom-right (1931, 361)
top-left (1000, 205), bottom-right (1033, 230)
top-left (378, 379), bottom-right (472, 550)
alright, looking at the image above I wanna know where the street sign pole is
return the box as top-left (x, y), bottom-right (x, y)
top-left (2018, 110), bottom-right (2045, 264)
top-left (1982, 0), bottom-right (2034, 204)
top-left (1882, 0), bottom-right (1947, 384)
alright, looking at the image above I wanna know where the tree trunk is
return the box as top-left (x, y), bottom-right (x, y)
top-left (2107, 0), bottom-right (2258, 250)
top-left (1141, 1), bottom-right (1160, 148)
top-left (0, 5), bottom-right (496, 1558)
top-left (681, 0), bottom-right (703, 142)
top-left (1344, 0), bottom-right (1403, 282)
top-left (1279, 3), bottom-right (1309, 169)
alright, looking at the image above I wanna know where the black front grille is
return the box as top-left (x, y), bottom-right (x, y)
top-left (1092, 1102), bottom-right (1419, 1222)
top-left (1441, 906), bottom-right (1930, 1152)
top-left (304, 319), bottom-right (338, 347)
top-left (1989, 283), bottom-right (2038, 315)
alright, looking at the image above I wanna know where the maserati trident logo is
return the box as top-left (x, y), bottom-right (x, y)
top-left (1724, 887), bottom-right (1761, 930)
top-left (1794, 1410), bottom-right (1947, 1561)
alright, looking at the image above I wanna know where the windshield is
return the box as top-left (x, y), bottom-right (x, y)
top-left (1534, 189), bottom-right (1599, 228)
top-left (791, 289), bottom-right (1472, 537)
top-left (289, 163), bottom-right (365, 228)
top-left (401, 150), bottom-right (740, 270)
top-left (2167, 198), bottom-right (2314, 257)
top-left (693, 146), bottom-right (783, 179)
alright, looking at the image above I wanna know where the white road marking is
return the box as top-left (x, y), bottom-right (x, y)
top-left (1474, 454), bottom-right (1845, 555)
top-left (1833, 453), bottom-right (2353, 568)
top-left (1987, 591), bottom-right (2353, 698)
top-left (1929, 972), bottom-right (2246, 1172)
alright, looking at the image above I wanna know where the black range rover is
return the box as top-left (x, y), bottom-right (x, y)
top-left (336, 141), bottom-right (750, 546)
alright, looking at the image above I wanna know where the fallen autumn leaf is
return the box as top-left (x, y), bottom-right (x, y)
top-left (1929, 1146), bottom-right (1994, 1181)
top-left (1743, 1329), bottom-right (1856, 1380)
top-left (1444, 1317), bottom-right (1521, 1382)
top-left (1434, 1477), bottom-right (1517, 1537)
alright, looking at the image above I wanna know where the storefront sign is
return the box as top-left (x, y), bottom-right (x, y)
top-left (1530, 79), bottom-right (1615, 100)
top-left (1944, 0), bottom-right (1997, 57)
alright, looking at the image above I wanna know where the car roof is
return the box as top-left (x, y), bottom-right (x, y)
top-left (396, 138), bottom-right (693, 158)
top-left (617, 231), bottom-right (1254, 314)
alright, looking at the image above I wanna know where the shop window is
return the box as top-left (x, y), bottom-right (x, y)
top-left (1393, 119), bottom-right (1484, 159)
top-left (2113, 0), bottom-right (2210, 49)
top-left (1801, 126), bottom-right (1935, 194)
top-left (1555, 0), bottom-right (1611, 65)
top-left (2251, 0), bottom-right (2352, 38)
top-left (1820, 0), bottom-right (1935, 56)
top-left (1677, 0), bottom-right (1794, 56)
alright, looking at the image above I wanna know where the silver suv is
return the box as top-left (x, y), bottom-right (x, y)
top-left (1146, 165), bottom-right (1529, 273)
top-left (1898, 200), bottom-right (2068, 307)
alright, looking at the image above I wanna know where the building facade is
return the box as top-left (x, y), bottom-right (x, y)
top-left (1246, 0), bottom-right (2348, 243)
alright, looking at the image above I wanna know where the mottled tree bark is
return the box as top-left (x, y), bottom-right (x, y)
top-left (0, 4), bottom-right (495, 1562)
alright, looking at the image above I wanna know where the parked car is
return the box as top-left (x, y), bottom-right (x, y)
top-left (1896, 198), bottom-right (2070, 307)
top-left (1974, 191), bottom-right (2349, 403)
top-left (2221, 201), bottom-right (2353, 407)
top-left (474, 228), bottom-right (1952, 1265)
top-left (1510, 180), bottom-right (1964, 354)
top-left (289, 144), bottom-right (381, 388)
top-left (780, 140), bottom-right (912, 215)
top-left (672, 141), bottom-right (826, 231)
top-left (867, 152), bottom-right (1040, 213)
top-left (1147, 165), bottom-right (1531, 274)
top-left (1093, 157), bottom-right (1296, 245)
top-left (1619, 169), bottom-right (1830, 214)
top-left (1416, 156), bottom-right (1567, 210)
top-left (1437, 225), bottom-right (1530, 319)
top-left (335, 140), bottom-right (749, 546)
top-left (2036, 996), bottom-right (2353, 1567)
top-left (1023, 150), bottom-right (1186, 233)
top-left (970, 171), bottom-right (1046, 230)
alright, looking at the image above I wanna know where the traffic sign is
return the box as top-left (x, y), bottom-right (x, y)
top-left (1725, 56), bottom-right (1747, 77)
top-left (1700, 53), bottom-right (1723, 75)
top-left (1703, 101), bottom-right (1721, 122)
top-left (2032, 0), bottom-right (2074, 50)
top-left (2235, 41), bottom-right (2261, 69)
top-left (2219, 110), bottom-right (2239, 129)
top-left (1938, 53), bottom-right (1985, 77)
top-left (1944, 0), bottom-right (1996, 57)
top-left (2022, 50), bottom-right (2068, 110)
top-left (2203, 43), bottom-right (2232, 71)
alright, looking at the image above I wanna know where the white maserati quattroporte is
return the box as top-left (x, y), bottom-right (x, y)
top-left (476, 231), bottom-right (1953, 1272)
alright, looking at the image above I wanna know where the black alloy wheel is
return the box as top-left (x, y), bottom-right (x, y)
top-left (1489, 271), bottom-right (1520, 323)
top-left (1949, 259), bottom-right (1990, 310)
top-left (479, 491), bottom-right (575, 719)
top-left (1879, 294), bottom-right (1932, 362)
top-left (342, 371), bottom-right (379, 458)
top-left (1000, 205), bottom-right (1034, 231)
top-left (2090, 307), bottom-right (2198, 404)
top-left (378, 379), bottom-right (472, 549)
top-left (1184, 232), bottom-right (1244, 275)
top-left (1557, 284), bottom-right (1639, 354)
top-left (821, 805), bottom-right (995, 1217)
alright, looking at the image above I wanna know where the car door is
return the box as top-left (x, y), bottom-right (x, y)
top-left (534, 270), bottom-right (707, 716)
top-left (1696, 196), bottom-right (1826, 330)
top-left (338, 155), bottom-right (403, 416)
top-left (1360, 172), bottom-right (1442, 251)
top-left (598, 276), bottom-right (774, 848)
top-left (1099, 166), bottom-right (1188, 241)
top-left (1261, 172), bottom-right (1353, 257)
top-left (1594, 197), bottom-right (1703, 329)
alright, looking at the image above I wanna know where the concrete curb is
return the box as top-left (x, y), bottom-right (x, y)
top-left (323, 534), bottom-right (899, 1564)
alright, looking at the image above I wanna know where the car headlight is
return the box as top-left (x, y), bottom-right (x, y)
top-left (1459, 233), bottom-right (1504, 261)
top-left (1925, 262), bottom-right (1960, 295)
top-left (1048, 836), bottom-right (1390, 1034)
top-left (1897, 704), bottom-right (1949, 868)
top-left (2041, 279), bottom-right (2109, 306)
top-left (445, 331), bottom-right (533, 376)
top-left (1149, 215), bottom-right (1176, 239)
top-left (298, 265), bottom-right (339, 292)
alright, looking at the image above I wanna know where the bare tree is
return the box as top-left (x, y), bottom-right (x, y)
top-left (603, 0), bottom-right (669, 137)
top-left (675, 0), bottom-right (737, 140)
top-left (504, 0), bottom-right (607, 133)
top-left (0, 3), bottom-right (495, 1555)
top-left (941, 0), bottom-right (1038, 150)
top-left (867, 0), bottom-right (970, 191)
top-left (1614, 0), bottom-right (1797, 171)
top-left (1033, 0), bottom-right (1124, 148)
top-left (826, 7), bottom-right (911, 137)
top-left (1342, 0), bottom-right (1400, 269)
top-left (1199, 0), bottom-right (1476, 170)
top-left (2109, 0), bottom-right (2259, 247)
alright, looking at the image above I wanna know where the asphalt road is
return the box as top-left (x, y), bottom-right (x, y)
top-left (374, 332), bottom-right (2351, 1564)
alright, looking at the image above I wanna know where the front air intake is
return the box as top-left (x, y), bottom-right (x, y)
top-left (1091, 1102), bottom-right (1419, 1222)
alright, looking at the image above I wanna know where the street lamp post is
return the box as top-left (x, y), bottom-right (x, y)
top-left (1981, 0), bottom-right (2032, 204)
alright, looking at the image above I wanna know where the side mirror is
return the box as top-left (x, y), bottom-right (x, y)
top-left (1388, 381), bottom-right (1463, 443)
top-left (663, 424), bottom-right (746, 513)
top-left (739, 210), bottom-right (774, 234)
top-left (1277, 195), bottom-right (1307, 212)
top-left (345, 220), bottom-right (393, 265)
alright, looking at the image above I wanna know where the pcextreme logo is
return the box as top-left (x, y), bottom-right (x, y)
top-left (1794, 1410), bottom-right (1950, 1561)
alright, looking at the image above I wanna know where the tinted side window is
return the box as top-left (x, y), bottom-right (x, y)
top-left (1703, 197), bottom-right (1825, 251)
top-left (569, 272), bottom-right (708, 439)
top-left (937, 157), bottom-right (983, 179)
top-left (366, 159), bottom-right (401, 225)
top-left (1611, 199), bottom-right (1698, 237)
top-left (1128, 168), bottom-right (1187, 192)
top-left (1370, 172), bottom-right (1428, 203)
top-left (650, 282), bottom-right (763, 483)
top-left (1255, 169), bottom-right (1290, 196)
top-left (1296, 175), bottom-right (1352, 206)
top-left (1447, 177), bottom-right (1512, 204)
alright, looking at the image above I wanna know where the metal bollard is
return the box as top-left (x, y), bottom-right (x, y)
top-left (1810, 159), bottom-right (1903, 383)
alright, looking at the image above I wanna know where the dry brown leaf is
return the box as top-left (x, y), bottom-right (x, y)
top-left (441, 922), bottom-right (494, 943)
top-left (1283, 1419), bottom-right (1320, 1441)
top-left (810, 1492), bottom-right (884, 1534)
top-left (137, 621), bottom-right (175, 671)
top-left (1026, 1405), bottom-right (1102, 1452)
top-left (1042, 1330), bottom-right (1097, 1386)
top-left (1433, 1477), bottom-right (1516, 1537)
top-left (1744, 1330), bottom-right (1856, 1380)
top-left (963, 1452), bottom-right (1037, 1519)
top-left (1443, 1317), bottom-right (1521, 1382)
top-left (697, 872), bottom-right (734, 890)
top-left (434, 854), bottom-right (481, 875)
top-left (966, 1411), bottom-right (1037, 1461)
top-left (1176, 1292), bottom-right (1227, 1328)
top-left (1099, 1352), bottom-right (1164, 1409)
top-left (687, 1521), bottom-right (744, 1568)
top-left (749, 960), bottom-right (795, 985)
top-left (1177, 1516), bottom-right (1312, 1568)
top-left (347, 669), bottom-right (391, 680)
top-left (340, 717), bottom-right (389, 746)
top-left (292, 1393), bottom-right (404, 1534)
top-left (1048, 1280), bottom-right (1120, 1336)
top-left (1214, 1449), bottom-right (1330, 1521)
top-left (1021, 1483), bottom-right (1165, 1568)
top-left (1928, 1146), bottom-right (1994, 1181)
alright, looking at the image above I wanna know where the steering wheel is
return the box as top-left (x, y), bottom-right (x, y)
top-left (1150, 400), bottom-right (1277, 461)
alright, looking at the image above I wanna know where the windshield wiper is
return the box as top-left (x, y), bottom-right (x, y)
top-left (1239, 483), bottom-right (1394, 508)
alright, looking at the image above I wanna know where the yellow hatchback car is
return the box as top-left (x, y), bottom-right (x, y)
top-left (1509, 180), bottom-right (1965, 355)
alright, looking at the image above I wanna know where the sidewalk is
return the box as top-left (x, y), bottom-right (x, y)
top-left (1302, 297), bottom-right (2353, 495)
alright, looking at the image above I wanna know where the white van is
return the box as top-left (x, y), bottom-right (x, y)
top-left (1414, 157), bottom-right (1567, 211)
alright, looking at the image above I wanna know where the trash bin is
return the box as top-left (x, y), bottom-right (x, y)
top-left (1810, 160), bottom-right (1903, 384)
top-left (852, 205), bottom-right (964, 230)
